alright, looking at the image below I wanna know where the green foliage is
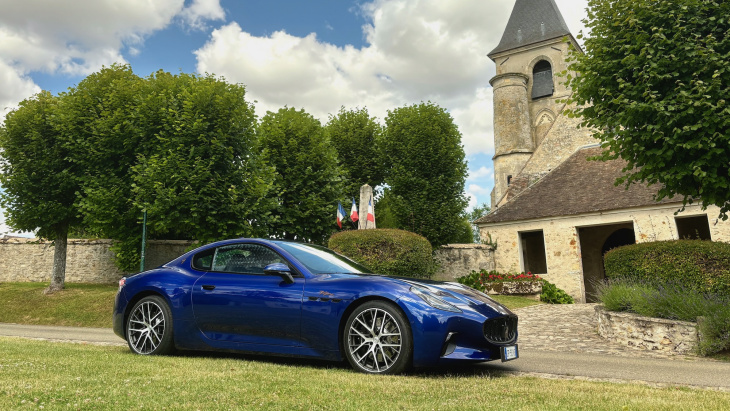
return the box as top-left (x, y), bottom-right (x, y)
top-left (465, 203), bottom-right (491, 243)
top-left (596, 279), bottom-right (730, 355)
top-left (380, 102), bottom-right (469, 247)
top-left (56, 64), bottom-right (147, 271)
top-left (538, 280), bottom-right (575, 304)
top-left (603, 240), bottom-right (730, 295)
top-left (0, 91), bottom-right (80, 239)
top-left (456, 269), bottom-right (572, 304)
top-left (259, 107), bottom-right (343, 244)
top-left (131, 71), bottom-right (275, 255)
top-left (452, 218), bottom-right (474, 244)
top-left (325, 107), bottom-right (385, 198)
top-left (0, 90), bottom-right (81, 290)
top-left (566, 0), bottom-right (730, 218)
top-left (457, 270), bottom-right (542, 287)
top-left (328, 229), bottom-right (436, 279)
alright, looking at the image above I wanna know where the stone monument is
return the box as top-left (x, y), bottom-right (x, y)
top-left (358, 184), bottom-right (376, 229)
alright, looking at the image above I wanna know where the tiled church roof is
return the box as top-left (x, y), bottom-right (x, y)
top-left (476, 146), bottom-right (680, 224)
top-left (489, 0), bottom-right (574, 57)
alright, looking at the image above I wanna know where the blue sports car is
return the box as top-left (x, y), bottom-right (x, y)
top-left (113, 238), bottom-right (519, 374)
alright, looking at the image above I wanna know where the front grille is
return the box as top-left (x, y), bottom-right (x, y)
top-left (483, 315), bottom-right (518, 344)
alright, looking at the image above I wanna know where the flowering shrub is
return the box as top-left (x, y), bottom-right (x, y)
top-left (456, 270), bottom-right (540, 291)
top-left (457, 269), bottom-right (574, 304)
top-left (457, 269), bottom-right (541, 290)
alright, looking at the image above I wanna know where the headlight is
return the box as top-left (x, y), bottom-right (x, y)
top-left (410, 286), bottom-right (461, 313)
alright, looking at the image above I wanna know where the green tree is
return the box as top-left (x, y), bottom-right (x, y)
top-left (380, 102), bottom-right (469, 247)
top-left (466, 202), bottom-right (491, 243)
top-left (0, 91), bottom-right (81, 293)
top-left (325, 107), bottom-right (385, 198)
top-left (567, 0), bottom-right (730, 218)
top-left (131, 71), bottom-right (275, 266)
top-left (56, 64), bottom-right (147, 271)
top-left (258, 107), bottom-right (343, 244)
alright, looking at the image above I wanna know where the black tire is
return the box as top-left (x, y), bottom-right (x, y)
top-left (343, 300), bottom-right (413, 374)
top-left (126, 295), bottom-right (175, 355)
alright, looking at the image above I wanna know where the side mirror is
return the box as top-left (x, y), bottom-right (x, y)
top-left (263, 263), bottom-right (295, 284)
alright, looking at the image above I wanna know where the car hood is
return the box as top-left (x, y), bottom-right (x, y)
top-left (317, 273), bottom-right (514, 316)
top-left (396, 277), bottom-right (515, 316)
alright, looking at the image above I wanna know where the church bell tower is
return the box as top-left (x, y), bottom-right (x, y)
top-left (488, 0), bottom-right (582, 208)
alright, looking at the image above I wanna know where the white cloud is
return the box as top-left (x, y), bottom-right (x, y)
top-left (180, 0), bottom-right (226, 31)
top-left (0, 0), bottom-right (188, 75)
top-left (0, 0), bottom-right (226, 121)
top-left (195, 0), bottom-right (517, 145)
top-left (468, 184), bottom-right (490, 196)
top-left (195, 0), bottom-right (588, 163)
top-left (468, 166), bottom-right (493, 181)
top-left (0, 60), bottom-right (40, 120)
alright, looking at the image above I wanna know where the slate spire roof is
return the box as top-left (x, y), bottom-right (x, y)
top-left (489, 0), bottom-right (574, 57)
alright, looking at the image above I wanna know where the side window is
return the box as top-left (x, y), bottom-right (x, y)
top-left (676, 215), bottom-right (712, 240)
top-left (211, 244), bottom-right (286, 274)
top-left (531, 60), bottom-right (554, 99)
top-left (192, 248), bottom-right (215, 271)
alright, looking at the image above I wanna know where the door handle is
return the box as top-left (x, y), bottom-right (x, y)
top-left (202, 285), bottom-right (216, 290)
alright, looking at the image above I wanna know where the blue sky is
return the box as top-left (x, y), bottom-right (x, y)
top-left (0, 0), bottom-right (589, 235)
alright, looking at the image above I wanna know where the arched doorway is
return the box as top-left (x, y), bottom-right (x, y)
top-left (602, 228), bottom-right (636, 256)
top-left (578, 223), bottom-right (635, 302)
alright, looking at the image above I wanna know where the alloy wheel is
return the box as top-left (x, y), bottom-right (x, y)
top-left (127, 300), bottom-right (166, 354)
top-left (347, 307), bottom-right (403, 373)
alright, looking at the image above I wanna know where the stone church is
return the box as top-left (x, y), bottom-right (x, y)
top-left (475, 0), bottom-right (730, 302)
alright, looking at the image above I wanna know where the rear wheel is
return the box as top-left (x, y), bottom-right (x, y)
top-left (126, 295), bottom-right (175, 355)
top-left (343, 301), bottom-right (413, 374)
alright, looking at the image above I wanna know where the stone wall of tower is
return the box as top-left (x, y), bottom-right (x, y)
top-left (490, 38), bottom-right (593, 205)
top-left (489, 72), bottom-right (532, 207)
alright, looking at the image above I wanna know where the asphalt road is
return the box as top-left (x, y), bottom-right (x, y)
top-left (1, 322), bottom-right (729, 390)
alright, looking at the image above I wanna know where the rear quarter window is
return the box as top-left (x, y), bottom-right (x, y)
top-left (192, 248), bottom-right (215, 271)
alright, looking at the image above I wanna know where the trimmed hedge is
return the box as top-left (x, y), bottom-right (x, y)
top-left (604, 240), bottom-right (730, 295)
top-left (328, 229), bottom-right (436, 279)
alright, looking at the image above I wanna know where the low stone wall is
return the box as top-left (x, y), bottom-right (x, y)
top-left (595, 305), bottom-right (698, 355)
top-left (0, 238), bottom-right (194, 284)
top-left (433, 244), bottom-right (495, 281)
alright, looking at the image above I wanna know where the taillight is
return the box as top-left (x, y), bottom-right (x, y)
top-left (118, 277), bottom-right (126, 292)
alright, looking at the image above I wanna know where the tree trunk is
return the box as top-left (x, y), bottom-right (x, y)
top-left (44, 226), bottom-right (68, 295)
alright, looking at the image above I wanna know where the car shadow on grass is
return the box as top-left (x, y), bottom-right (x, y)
top-left (169, 349), bottom-right (515, 378)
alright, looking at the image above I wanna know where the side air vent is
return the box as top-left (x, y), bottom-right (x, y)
top-left (483, 315), bottom-right (518, 344)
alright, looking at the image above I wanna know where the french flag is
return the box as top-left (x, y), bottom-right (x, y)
top-left (336, 202), bottom-right (346, 228)
top-left (350, 198), bottom-right (359, 222)
top-left (367, 197), bottom-right (375, 223)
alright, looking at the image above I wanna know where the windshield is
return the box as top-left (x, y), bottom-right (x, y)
top-left (274, 241), bottom-right (372, 274)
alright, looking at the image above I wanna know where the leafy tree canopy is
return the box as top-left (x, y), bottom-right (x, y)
top-left (130, 71), bottom-right (275, 270)
top-left (0, 91), bottom-right (81, 292)
top-left (380, 102), bottom-right (468, 247)
top-left (466, 202), bottom-right (491, 243)
top-left (325, 107), bottom-right (385, 198)
top-left (258, 107), bottom-right (343, 244)
top-left (567, 0), bottom-right (730, 218)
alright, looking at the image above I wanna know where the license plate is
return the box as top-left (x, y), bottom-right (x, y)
top-left (501, 345), bottom-right (519, 362)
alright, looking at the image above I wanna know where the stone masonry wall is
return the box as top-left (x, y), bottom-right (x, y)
top-left (596, 305), bottom-right (698, 355)
top-left (0, 238), bottom-right (194, 284)
top-left (479, 203), bottom-right (730, 303)
top-left (433, 244), bottom-right (495, 281)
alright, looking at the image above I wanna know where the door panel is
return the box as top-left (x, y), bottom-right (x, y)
top-left (191, 243), bottom-right (305, 346)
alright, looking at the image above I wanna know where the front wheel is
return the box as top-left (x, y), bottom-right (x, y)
top-left (343, 300), bottom-right (413, 374)
top-left (126, 295), bottom-right (175, 355)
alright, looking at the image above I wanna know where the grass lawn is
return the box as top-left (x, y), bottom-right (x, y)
top-left (1, 338), bottom-right (729, 410)
top-left (0, 282), bottom-right (541, 329)
top-left (490, 294), bottom-right (543, 310)
top-left (0, 282), bottom-right (117, 328)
